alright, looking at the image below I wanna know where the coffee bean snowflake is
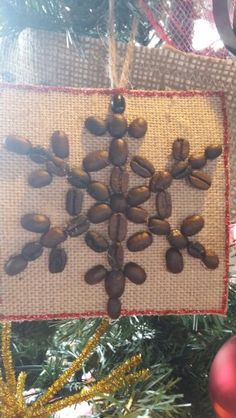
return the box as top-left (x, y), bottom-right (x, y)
top-left (3, 94), bottom-right (222, 319)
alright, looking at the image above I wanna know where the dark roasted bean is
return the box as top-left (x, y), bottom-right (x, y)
top-left (189, 152), bottom-right (206, 169)
top-left (187, 241), bottom-right (206, 259)
top-left (111, 94), bottom-right (126, 114)
top-left (181, 214), bottom-right (204, 236)
top-left (149, 171), bottom-right (172, 192)
top-left (107, 298), bottom-right (121, 319)
top-left (110, 166), bottom-right (129, 194)
top-left (105, 270), bottom-right (125, 298)
top-left (171, 161), bottom-right (191, 179)
top-left (66, 188), bottom-right (83, 216)
top-left (85, 231), bottom-right (109, 252)
top-left (50, 130), bottom-right (69, 158)
top-left (127, 186), bottom-right (150, 206)
top-left (67, 167), bottom-right (91, 188)
top-left (168, 229), bottom-right (188, 249)
top-left (5, 254), bottom-right (28, 276)
top-left (85, 116), bottom-right (107, 136)
top-left (29, 146), bottom-right (49, 164)
top-left (87, 181), bottom-right (109, 201)
top-left (28, 169), bottom-right (52, 188)
top-left (66, 215), bottom-right (90, 237)
top-left (124, 262), bottom-right (146, 284)
top-left (202, 250), bottom-right (219, 269)
top-left (49, 248), bottom-right (67, 273)
top-left (110, 194), bottom-right (127, 212)
top-left (126, 206), bottom-right (148, 224)
top-left (188, 170), bottom-right (211, 190)
top-left (46, 156), bottom-right (68, 176)
top-left (108, 213), bottom-right (127, 242)
top-left (109, 138), bottom-right (128, 166)
top-left (166, 247), bottom-right (184, 274)
top-left (21, 213), bottom-right (50, 233)
top-left (40, 227), bottom-right (67, 248)
top-left (108, 114), bottom-right (127, 137)
top-left (85, 265), bottom-right (107, 284)
top-left (87, 203), bottom-right (112, 223)
top-left (107, 243), bottom-right (124, 269)
top-left (83, 150), bottom-right (109, 172)
top-left (148, 217), bottom-right (170, 235)
top-left (130, 155), bottom-right (155, 178)
top-left (205, 144), bottom-right (222, 160)
top-left (156, 190), bottom-right (172, 219)
top-left (22, 241), bottom-right (43, 261)
top-left (4, 135), bottom-right (32, 155)
top-left (127, 231), bottom-right (153, 252)
top-left (128, 118), bottom-right (147, 138)
top-left (172, 138), bottom-right (190, 160)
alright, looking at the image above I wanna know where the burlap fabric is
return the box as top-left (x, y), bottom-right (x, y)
top-left (0, 85), bottom-right (228, 319)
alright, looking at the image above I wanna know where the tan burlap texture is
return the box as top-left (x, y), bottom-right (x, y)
top-left (0, 85), bottom-right (228, 319)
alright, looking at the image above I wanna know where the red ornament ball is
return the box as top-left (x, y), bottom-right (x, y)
top-left (209, 336), bottom-right (236, 418)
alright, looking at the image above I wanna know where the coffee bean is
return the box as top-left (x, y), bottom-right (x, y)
top-left (148, 217), bottom-right (170, 235)
top-left (108, 213), bottom-right (127, 242)
top-left (50, 130), bottom-right (69, 159)
top-left (66, 188), bottom-right (83, 216)
top-left (111, 94), bottom-right (126, 114)
top-left (124, 262), bottom-right (146, 284)
top-left (88, 181), bottom-right (109, 201)
top-left (46, 156), bottom-right (68, 177)
top-left (67, 167), bottom-right (91, 188)
top-left (187, 241), bottom-right (206, 259)
top-left (127, 186), bottom-right (150, 206)
top-left (181, 215), bottom-right (204, 236)
top-left (87, 203), bottom-right (112, 223)
top-left (40, 227), bottom-right (67, 248)
top-left (85, 230), bottom-right (109, 252)
top-left (128, 118), bottom-right (147, 138)
top-left (21, 213), bottom-right (50, 233)
top-left (189, 152), bottom-right (206, 169)
top-left (66, 215), bottom-right (90, 237)
top-left (202, 250), bottom-right (219, 269)
top-left (149, 171), bottom-right (172, 192)
top-left (85, 265), bottom-right (107, 285)
top-left (107, 243), bottom-right (124, 269)
top-left (110, 194), bottom-right (127, 212)
top-left (110, 167), bottom-right (129, 194)
top-left (127, 231), bottom-right (153, 252)
top-left (109, 138), bottom-right (128, 166)
top-left (108, 114), bottom-right (127, 137)
top-left (29, 146), bottom-right (49, 164)
top-left (107, 298), bottom-right (121, 319)
top-left (130, 156), bottom-right (155, 178)
top-left (171, 161), bottom-right (191, 179)
top-left (105, 270), bottom-right (125, 298)
top-left (166, 247), bottom-right (184, 274)
top-left (205, 144), bottom-right (222, 160)
top-left (4, 135), bottom-right (32, 155)
top-left (126, 206), bottom-right (148, 224)
top-left (85, 116), bottom-right (107, 136)
top-left (22, 241), bottom-right (43, 261)
top-left (156, 190), bottom-right (172, 219)
top-left (28, 169), bottom-right (52, 188)
top-left (83, 150), bottom-right (109, 172)
top-left (188, 170), bottom-right (211, 190)
top-left (49, 247), bottom-right (67, 273)
top-left (168, 229), bottom-right (188, 249)
top-left (172, 138), bottom-right (190, 160)
top-left (5, 254), bottom-right (28, 276)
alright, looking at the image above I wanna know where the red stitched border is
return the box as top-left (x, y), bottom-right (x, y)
top-left (0, 83), bottom-right (230, 320)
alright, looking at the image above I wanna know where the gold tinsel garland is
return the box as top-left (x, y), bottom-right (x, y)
top-left (0, 321), bottom-right (150, 418)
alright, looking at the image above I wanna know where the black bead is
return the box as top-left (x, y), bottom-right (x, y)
top-left (111, 94), bottom-right (126, 114)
